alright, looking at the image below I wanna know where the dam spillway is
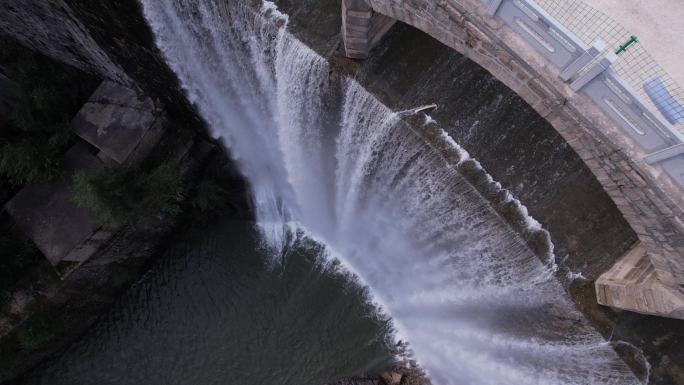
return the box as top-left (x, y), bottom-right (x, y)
top-left (343, 0), bottom-right (684, 320)
top-left (137, 1), bottom-right (641, 384)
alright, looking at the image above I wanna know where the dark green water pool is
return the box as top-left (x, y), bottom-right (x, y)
top-left (19, 220), bottom-right (395, 385)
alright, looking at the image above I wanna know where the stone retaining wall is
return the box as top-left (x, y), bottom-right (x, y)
top-left (342, 0), bottom-right (684, 318)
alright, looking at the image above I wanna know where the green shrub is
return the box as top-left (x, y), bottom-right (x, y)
top-left (0, 35), bottom-right (98, 186)
top-left (72, 162), bottom-right (182, 226)
top-left (0, 128), bottom-right (70, 185)
top-left (17, 317), bottom-right (52, 349)
top-left (0, 235), bottom-right (42, 292)
top-left (192, 179), bottom-right (228, 212)
top-left (0, 71), bottom-right (78, 186)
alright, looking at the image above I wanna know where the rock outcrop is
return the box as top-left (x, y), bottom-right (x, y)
top-left (4, 81), bottom-right (166, 277)
top-left (5, 143), bottom-right (108, 275)
top-left (72, 81), bottom-right (164, 166)
top-left (0, 70), bottom-right (17, 128)
top-left (327, 364), bottom-right (429, 385)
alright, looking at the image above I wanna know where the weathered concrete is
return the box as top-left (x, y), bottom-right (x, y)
top-left (342, 0), bottom-right (396, 58)
top-left (589, 0), bottom-right (684, 89)
top-left (597, 242), bottom-right (684, 319)
top-left (342, 0), bottom-right (684, 319)
top-left (4, 143), bottom-right (109, 274)
top-left (72, 81), bottom-right (164, 165)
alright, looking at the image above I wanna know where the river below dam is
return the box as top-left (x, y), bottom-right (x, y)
top-left (17, 221), bottom-right (395, 385)
top-left (11, 0), bottom-right (650, 384)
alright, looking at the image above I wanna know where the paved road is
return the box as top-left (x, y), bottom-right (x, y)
top-left (590, 0), bottom-right (684, 88)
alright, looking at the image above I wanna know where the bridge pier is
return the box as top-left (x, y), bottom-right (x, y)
top-left (596, 243), bottom-right (684, 319)
top-left (341, 0), bottom-right (396, 59)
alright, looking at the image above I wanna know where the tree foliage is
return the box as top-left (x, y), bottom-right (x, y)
top-left (72, 162), bottom-right (182, 226)
top-left (0, 127), bottom-right (71, 185)
top-left (0, 34), bottom-right (98, 186)
top-left (192, 179), bottom-right (228, 213)
top-left (0, 235), bottom-right (41, 292)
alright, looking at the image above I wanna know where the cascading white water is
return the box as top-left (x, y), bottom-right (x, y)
top-left (140, 1), bottom-right (642, 384)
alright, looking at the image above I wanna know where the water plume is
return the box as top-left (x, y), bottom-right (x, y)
top-left (140, 1), bottom-right (641, 383)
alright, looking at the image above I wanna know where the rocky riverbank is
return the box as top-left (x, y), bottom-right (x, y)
top-left (0, 25), bottom-right (252, 383)
top-left (1, 0), bottom-right (683, 384)
top-left (0, 128), bottom-right (252, 383)
top-left (329, 363), bottom-right (429, 385)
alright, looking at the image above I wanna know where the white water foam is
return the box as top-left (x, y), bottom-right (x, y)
top-left (139, 1), bottom-right (642, 384)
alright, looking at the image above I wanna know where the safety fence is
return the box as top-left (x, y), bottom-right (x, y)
top-left (535, 0), bottom-right (684, 131)
top-left (484, 0), bottom-right (684, 188)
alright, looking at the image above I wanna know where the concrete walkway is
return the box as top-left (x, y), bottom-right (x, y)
top-left (590, 0), bottom-right (684, 89)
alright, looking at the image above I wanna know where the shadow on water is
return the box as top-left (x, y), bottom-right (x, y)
top-left (17, 220), bottom-right (396, 385)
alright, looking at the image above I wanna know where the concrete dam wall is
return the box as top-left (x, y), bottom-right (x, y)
top-left (340, 0), bottom-right (684, 319)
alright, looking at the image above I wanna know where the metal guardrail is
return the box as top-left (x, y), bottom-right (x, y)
top-left (485, 0), bottom-right (684, 188)
top-left (534, 0), bottom-right (684, 132)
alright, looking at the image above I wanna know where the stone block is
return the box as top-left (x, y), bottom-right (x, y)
top-left (517, 84), bottom-right (542, 107)
top-left (343, 0), bottom-right (396, 59)
top-left (72, 81), bottom-right (162, 165)
top-left (4, 143), bottom-right (109, 273)
top-left (596, 243), bottom-right (684, 319)
top-left (345, 14), bottom-right (372, 26)
top-left (345, 0), bottom-right (372, 11)
top-left (441, 2), bottom-right (465, 24)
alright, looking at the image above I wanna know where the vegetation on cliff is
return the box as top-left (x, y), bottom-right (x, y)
top-left (72, 162), bottom-right (182, 226)
top-left (0, 34), bottom-right (98, 307)
top-left (0, 35), bottom-right (98, 186)
top-left (0, 234), bottom-right (41, 307)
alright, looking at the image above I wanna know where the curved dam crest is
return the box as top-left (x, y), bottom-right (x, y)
top-left (139, 0), bottom-right (641, 384)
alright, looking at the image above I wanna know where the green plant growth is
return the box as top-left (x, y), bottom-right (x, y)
top-left (188, 177), bottom-right (233, 226)
top-left (0, 235), bottom-right (42, 293)
top-left (192, 179), bottom-right (229, 212)
top-left (0, 35), bottom-right (99, 186)
top-left (0, 84), bottom-right (74, 185)
top-left (72, 162), bottom-right (182, 226)
top-left (0, 127), bottom-right (71, 185)
top-left (16, 316), bottom-right (52, 349)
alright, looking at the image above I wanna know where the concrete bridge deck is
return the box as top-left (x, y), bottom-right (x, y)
top-left (590, 0), bottom-right (684, 89)
top-left (341, 0), bottom-right (684, 319)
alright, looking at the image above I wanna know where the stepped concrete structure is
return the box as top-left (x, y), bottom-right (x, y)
top-left (72, 81), bottom-right (164, 166)
top-left (342, 0), bottom-right (396, 58)
top-left (4, 81), bottom-right (164, 277)
top-left (342, 0), bottom-right (684, 319)
top-left (5, 143), bottom-right (110, 275)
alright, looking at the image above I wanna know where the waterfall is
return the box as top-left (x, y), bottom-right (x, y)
top-left (139, 1), bottom-right (642, 384)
